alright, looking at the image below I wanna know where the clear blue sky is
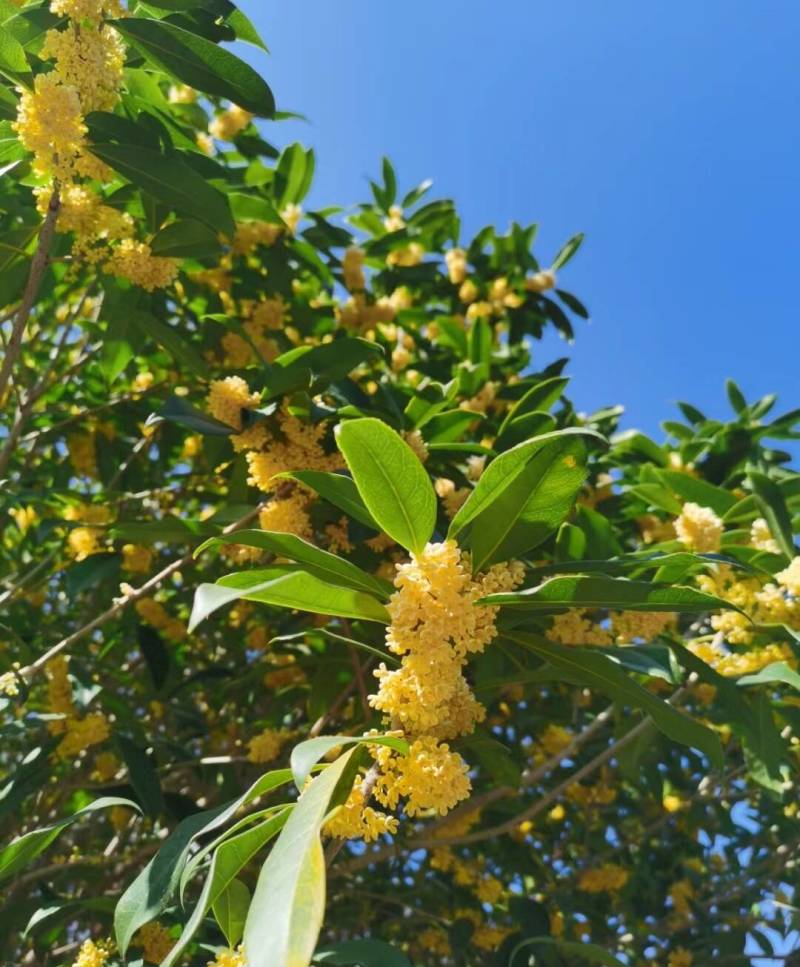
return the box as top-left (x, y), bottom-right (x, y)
top-left (241, 0), bottom-right (800, 442)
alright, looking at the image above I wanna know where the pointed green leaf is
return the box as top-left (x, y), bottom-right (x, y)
top-left (336, 418), bottom-right (436, 553)
top-left (112, 17), bottom-right (275, 116)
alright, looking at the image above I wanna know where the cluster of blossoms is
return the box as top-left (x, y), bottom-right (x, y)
top-left (63, 503), bottom-right (112, 561)
top-left (45, 656), bottom-right (110, 758)
top-left (326, 541), bottom-right (524, 841)
top-left (135, 597), bottom-right (187, 642)
top-left (72, 938), bottom-right (112, 967)
top-left (206, 376), bottom-right (343, 540)
top-left (674, 502), bottom-right (724, 552)
top-left (135, 921), bottom-right (173, 963)
top-left (577, 862), bottom-right (630, 893)
top-left (14, 0), bottom-right (180, 290)
top-left (246, 727), bottom-right (292, 764)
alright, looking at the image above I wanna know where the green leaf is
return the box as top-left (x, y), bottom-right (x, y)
top-left (116, 735), bottom-right (165, 818)
top-left (89, 142), bottom-right (235, 236)
top-left (509, 633), bottom-right (723, 767)
top-left (115, 769), bottom-right (292, 955)
top-left (158, 394), bottom-right (234, 435)
top-left (510, 937), bottom-right (625, 966)
top-left (499, 376), bottom-right (569, 431)
top-left (0, 797), bottom-right (140, 886)
top-left (0, 23), bottom-right (28, 77)
top-left (226, 8), bottom-right (268, 51)
top-left (483, 574), bottom-right (745, 616)
top-left (243, 750), bottom-right (358, 967)
top-left (112, 17), bottom-right (275, 116)
top-left (196, 530), bottom-right (392, 598)
top-left (551, 232), bottom-right (585, 270)
top-left (449, 429), bottom-right (600, 541)
top-left (726, 377), bottom-right (748, 414)
top-left (749, 470), bottom-right (796, 559)
top-left (100, 313), bottom-right (134, 383)
top-left (449, 429), bottom-right (600, 570)
top-left (290, 734), bottom-right (409, 789)
top-left (150, 218), bottom-right (222, 259)
top-left (738, 661), bottom-right (800, 690)
top-left (212, 878), bottom-right (250, 949)
top-left (190, 567), bottom-right (390, 631)
top-left (336, 418), bottom-right (437, 554)
top-left (657, 469), bottom-right (738, 516)
top-left (162, 808), bottom-right (290, 967)
top-left (276, 471), bottom-right (380, 530)
top-left (131, 309), bottom-right (207, 378)
top-left (274, 142), bottom-right (308, 207)
top-left (314, 940), bottom-right (412, 967)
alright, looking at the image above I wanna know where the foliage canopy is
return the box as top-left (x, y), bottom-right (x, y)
top-left (0, 2), bottom-right (799, 966)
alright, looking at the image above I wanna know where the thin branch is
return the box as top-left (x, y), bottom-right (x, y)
top-left (20, 503), bottom-right (263, 683)
top-left (0, 185), bottom-right (61, 405)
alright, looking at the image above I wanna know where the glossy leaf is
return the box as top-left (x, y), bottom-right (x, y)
top-left (112, 17), bottom-right (275, 116)
top-left (336, 418), bottom-right (437, 553)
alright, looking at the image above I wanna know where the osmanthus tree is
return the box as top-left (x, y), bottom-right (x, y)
top-left (0, 2), bottom-right (799, 967)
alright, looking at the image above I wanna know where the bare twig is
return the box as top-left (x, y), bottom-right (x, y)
top-left (0, 185), bottom-right (61, 405)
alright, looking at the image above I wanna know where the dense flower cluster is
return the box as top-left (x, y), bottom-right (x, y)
top-left (135, 922), bottom-right (173, 963)
top-left (45, 656), bottom-right (110, 758)
top-left (13, 0), bottom-right (180, 291)
top-left (135, 597), bottom-right (187, 641)
top-left (72, 939), bottom-right (111, 967)
top-left (674, 502), bottom-right (724, 552)
top-left (577, 863), bottom-right (630, 893)
top-left (246, 728), bottom-right (291, 764)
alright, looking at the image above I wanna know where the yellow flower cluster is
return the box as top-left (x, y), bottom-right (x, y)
top-left (73, 939), bottom-right (112, 967)
top-left (669, 878), bottom-right (695, 917)
top-left (246, 728), bottom-right (291, 764)
top-left (415, 927), bottom-right (451, 958)
top-left (566, 769), bottom-right (617, 807)
top-left (122, 544), bottom-right (153, 574)
top-left (452, 907), bottom-right (512, 951)
top-left (209, 104), bottom-right (253, 141)
top-left (430, 847), bottom-right (505, 903)
top-left (135, 598), bottom-right (187, 641)
top-left (363, 542), bottom-right (524, 821)
top-left (386, 241), bottom-right (424, 267)
top-left (231, 221), bottom-right (282, 256)
top-left (751, 517), bottom-right (780, 553)
top-left (777, 557), bottom-right (800, 596)
top-left (324, 517), bottom-right (354, 555)
top-left (696, 563), bottom-right (800, 647)
top-left (674, 502), bottom-right (723, 552)
top-left (324, 781), bottom-right (399, 842)
top-left (611, 610), bottom-right (673, 643)
top-left (547, 610), bottom-right (612, 646)
top-left (46, 656), bottom-right (110, 758)
top-left (0, 669), bottom-right (20, 698)
top-left (51, 0), bottom-right (124, 19)
top-left (257, 492), bottom-right (312, 538)
top-left (434, 477), bottom-right (470, 518)
top-left (690, 639), bottom-right (794, 677)
top-left (68, 526), bottom-right (104, 561)
top-left (577, 862), bottom-right (630, 893)
top-left (668, 949), bottom-right (693, 967)
top-left (245, 411), bottom-right (343, 490)
top-left (342, 245), bottom-right (366, 291)
top-left (41, 23), bottom-right (125, 113)
top-left (105, 240), bottom-right (180, 292)
top-left (14, 73), bottom-right (86, 181)
top-left (135, 922), bottom-right (173, 964)
top-left (67, 430), bottom-right (98, 478)
top-left (15, 2), bottom-right (181, 291)
top-left (525, 268), bottom-right (556, 292)
top-left (207, 376), bottom-right (262, 431)
top-left (445, 247), bottom-right (468, 284)
top-left (207, 948), bottom-right (246, 967)
top-left (371, 541), bottom-right (524, 738)
top-left (220, 300), bottom-right (283, 367)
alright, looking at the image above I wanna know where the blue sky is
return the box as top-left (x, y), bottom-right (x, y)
top-left (241, 0), bottom-right (800, 441)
